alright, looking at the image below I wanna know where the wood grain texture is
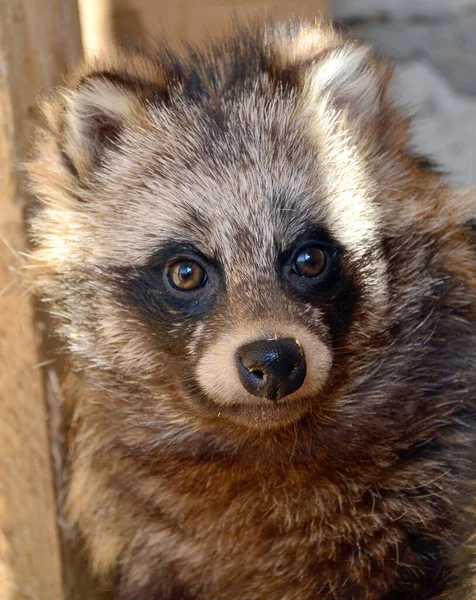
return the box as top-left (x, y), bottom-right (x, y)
top-left (80, 0), bottom-right (330, 55)
top-left (0, 1), bottom-right (82, 599)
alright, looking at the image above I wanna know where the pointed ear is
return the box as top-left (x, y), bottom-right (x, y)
top-left (58, 57), bottom-right (165, 178)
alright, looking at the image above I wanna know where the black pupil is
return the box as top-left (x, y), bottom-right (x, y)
top-left (294, 247), bottom-right (326, 277)
top-left (169, 261), bottom-right (204, 290)
top-left (179, 264), bottom-right (193, 280)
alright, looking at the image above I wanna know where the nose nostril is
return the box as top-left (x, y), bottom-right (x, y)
top-left (250, 369), bottom-right (264, 380)
top-left (236, 338), bottom-right (306, 401)
top-left (288, 363), bottom-right (298, 376)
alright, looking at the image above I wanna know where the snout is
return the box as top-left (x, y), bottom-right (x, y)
top-left (236, 338), bottom-right (306, 401)
top-left (195, 324), bottom-right (331, 426)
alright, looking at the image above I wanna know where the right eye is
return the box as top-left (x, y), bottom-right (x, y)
top-left (167, 260), bottom-right (207, 291)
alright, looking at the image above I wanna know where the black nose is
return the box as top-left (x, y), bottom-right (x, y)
top-left (236, 338), bottom-right (306, 401)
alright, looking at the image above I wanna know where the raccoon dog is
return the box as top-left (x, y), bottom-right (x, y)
top-left (28, 20), bottom-right (476, 600)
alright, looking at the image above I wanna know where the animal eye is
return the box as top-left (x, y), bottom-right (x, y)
top-left (167, 260), bottom-right (206, 291)
top-left (292, 246), bottom-right (327, 278)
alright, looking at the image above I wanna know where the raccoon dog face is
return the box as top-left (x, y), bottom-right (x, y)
top-left (29, 23), bottom-right (474, 433)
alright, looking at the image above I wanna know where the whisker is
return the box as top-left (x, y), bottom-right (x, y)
top-left (0, 276), bottom-right (19, 299)
top-left (0, 234), bottom-right (25, 266)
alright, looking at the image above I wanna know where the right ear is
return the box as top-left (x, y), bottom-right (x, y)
top-left (57, 56), bottom-right (166, 179)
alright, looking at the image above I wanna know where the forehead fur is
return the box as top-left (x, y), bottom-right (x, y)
top-left (29, 20), bottom-right (472, 280)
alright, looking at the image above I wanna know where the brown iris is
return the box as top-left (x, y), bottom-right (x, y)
top-left (167, 260), bottom-right (206, 291)
top-left (293, 246), bottom-right (327, 278)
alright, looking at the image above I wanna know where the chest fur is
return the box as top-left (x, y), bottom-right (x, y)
top-left (113, 458), bottom-right (454, 599)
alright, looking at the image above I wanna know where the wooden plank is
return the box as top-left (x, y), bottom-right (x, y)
top-left (79, 0), bottom-right (330, 56)
top-left (0, 1), bottom-right (82, 599)
top-left (117, 0), bottom-right (330, 48)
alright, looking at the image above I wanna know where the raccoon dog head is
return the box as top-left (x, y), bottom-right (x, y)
top-left (29, 22), bottom-right (474, 434)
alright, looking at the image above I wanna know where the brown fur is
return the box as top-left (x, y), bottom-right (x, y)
top-left (27, 21), bottom-right (476, 599)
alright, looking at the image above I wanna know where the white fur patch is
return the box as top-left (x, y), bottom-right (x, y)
top-left (306, 45), bottom-right (381, 122)
top-left (196, 322), bottom-right (332, 408)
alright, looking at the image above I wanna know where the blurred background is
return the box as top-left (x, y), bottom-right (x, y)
top-left (332, 0), bottom-right (476, 186)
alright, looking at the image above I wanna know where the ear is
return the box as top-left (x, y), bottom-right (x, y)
top-left (58, 57), bottom-right (165, 178)
top-left (304, 44), bottom-right (387, 125)
top-left (60, 77), bottom-right (140, 177)
top-left (274, 24), bottom-right (395, 131)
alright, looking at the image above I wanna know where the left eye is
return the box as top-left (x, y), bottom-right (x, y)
top-left (167, 260), bottom-right (207, 291)
top-left (292, 246), bottom-right (327, 278)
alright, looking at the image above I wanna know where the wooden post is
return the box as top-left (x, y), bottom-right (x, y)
top-left (0, 1), bottom-right (82, 599)
top-left (79, 0), bottom-right (330, 56)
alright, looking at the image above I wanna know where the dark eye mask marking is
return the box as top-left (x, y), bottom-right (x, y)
top-left (118, 243), bottom-right (221, 325)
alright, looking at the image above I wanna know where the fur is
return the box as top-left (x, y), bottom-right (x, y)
top-left (28, 20), bottom-right (476, 599)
